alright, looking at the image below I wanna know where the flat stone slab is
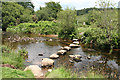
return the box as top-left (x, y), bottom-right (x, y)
top-left (73, 41), bottom-right (79, 44)
top-left (24, 65), bottom-right (44, 78)
top-left (57, 50), bottom-right (67, 55)
top-left (50, 53), bottom-right (59, 59)
top-left (61, 46), bottom-right (71, 51)
top-left (41, 58), bottom-right (54, 67)
top-left (69, 44), bottom-right (80, 48)
top-left (73, 39), bottom-right (78, 41)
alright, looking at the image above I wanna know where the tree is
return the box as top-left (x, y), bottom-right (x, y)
top-left (57, 8), bottom-right (77, 39)
top-left (2, 2), bottom-right (24, 31)
top-left (45, 1), bottom-right (62, 19)
top-left (18, 2), bottom-right (34, 13)
top-left (36, 1), bottom-right (62, 21)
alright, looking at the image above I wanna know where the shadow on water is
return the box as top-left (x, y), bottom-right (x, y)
top-left (2, 32), bottom-right (120, 78)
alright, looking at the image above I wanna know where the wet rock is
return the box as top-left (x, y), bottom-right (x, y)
top-left (24, 65), bottom-right (44, 78)
top-left (0, 64), bottom-right (16, 69)
top-left (87, 56), bottom-right (91, 59)
top-left (50, 54), bottom-right (59, 59)
top-left (73, 41), bottom-right (79, 44)
top-left (61, 46), bottom-right (71, 51)
top-left (57, 50), bottom-right (67, 55)
top-left (38, 53), bottom-right (43, 56)
top-left (69, 44), bottom-right (80, 48)
top-left (41, 58), bottom-right (54, 67)
top-left (69, 55), bottom-right (82, 58)
top-left (69, 55), bottom-right (82, 62)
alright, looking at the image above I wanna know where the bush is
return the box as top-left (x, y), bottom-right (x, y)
top-left (7, 21), bottom-right (58, 35)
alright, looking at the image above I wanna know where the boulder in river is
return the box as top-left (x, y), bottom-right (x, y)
top-left (24, 65), bottom-right (44, 78)
top-left (50, 53), bottom-right (59, 59)
top-left (69, 44), bottom-right (80, 48)
top-left (57, 50), bottom-right (67, 55)
top-left (61, 46), bottom-right (71, 51)
top-left (41, 58), bottom-right (54, 67)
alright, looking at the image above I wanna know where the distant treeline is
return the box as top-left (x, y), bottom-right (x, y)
top-left (76, 7), bottom-right (117, 16)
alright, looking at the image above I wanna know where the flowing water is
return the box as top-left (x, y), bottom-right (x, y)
top-left (2, 32), bottom-right (120, 78)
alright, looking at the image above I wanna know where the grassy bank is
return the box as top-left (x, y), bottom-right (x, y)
top-left (2, 67), bottom-right (34, 78)
top-left (46, 67), bottom-right (105, 78)
top-left (1, 45), bottom-right (34, 78)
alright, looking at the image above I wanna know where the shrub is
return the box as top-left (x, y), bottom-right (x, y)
top-left (57, 8), bottom-right (77, 39)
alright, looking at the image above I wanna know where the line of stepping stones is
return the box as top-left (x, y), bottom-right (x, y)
top-left (24, 39), bottom-right (91, 78)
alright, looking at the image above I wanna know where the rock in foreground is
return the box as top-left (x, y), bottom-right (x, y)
top-left (24, 65), bottom-right (44, 78)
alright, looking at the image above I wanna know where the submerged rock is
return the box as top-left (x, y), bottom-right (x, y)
top-left (24, 65), bottom-right (44, 78)
top-left (50, 54), bottom-right (59, 59)
top-left (57, 50), bottom-right (67, 55)
top-left (41, 58), bottom-right (54, 67)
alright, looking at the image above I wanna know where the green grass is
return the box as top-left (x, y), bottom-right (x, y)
top-left (2, 67), bottom-right (34, 78)
top-left (46, 67), bottom-right (105, 78)
top-left (80, 71), bottom-right (105, 78)
top-left (46, 67), bottom-right (77, 78)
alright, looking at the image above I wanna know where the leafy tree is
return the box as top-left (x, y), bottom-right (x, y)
top-left (45, 1), bottom-right (62, 19)
top-left (57, 8), bottom-right (77, 39)
top-left (17, 2), bottom-right (34, 13)
top-left (2, 2), bottom-right (24, 31)
top-left (36, 1), bottom-right (62, 21)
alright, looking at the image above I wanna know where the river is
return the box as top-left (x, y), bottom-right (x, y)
top-left (2, 32), bottom-right (120, 78)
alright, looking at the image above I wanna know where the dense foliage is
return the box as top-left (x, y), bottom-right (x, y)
top-left (2, 2), bottom-right (34, 31)
top-left (7, 21), bottom-right (58, 35)
top-left (35, 1), bottom-right (62, 21)
top-left (57, 8), bottom-right (77, 39)
top-left (77, 0), bottom-right (120, 51)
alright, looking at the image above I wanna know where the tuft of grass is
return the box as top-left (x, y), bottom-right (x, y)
top-left (80, 71), bottom-right (105, 78)
top-left (46, 67), bottom-right (77, 78)
top-left (2, 67), bottom-right (34, 78)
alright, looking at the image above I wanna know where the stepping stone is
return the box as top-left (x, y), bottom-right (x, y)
top-left (50, 54), bottom-right (59, 59)
top-left (69, 44), bottom-right (80, 48)
top-left (41, 58), bottom-right (54, 67)
top-left (57, 50), bottom-right (67, 55)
